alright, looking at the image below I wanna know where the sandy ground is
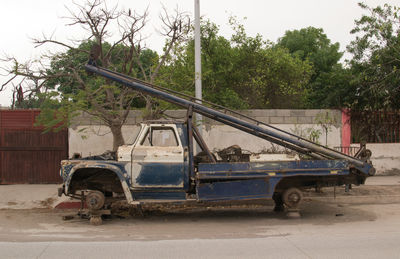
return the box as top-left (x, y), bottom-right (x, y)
top-left (0, 194), bottom-right (399, 242)
top-left (0, 176), bottom-right (399, 243)
top-left (0, 184), bottom-right (69, 210)
top-left (1, 199), bottom-right (400, 258)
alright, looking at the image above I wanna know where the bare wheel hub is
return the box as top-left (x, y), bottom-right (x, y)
top-left (86, 190), bottom-right (105, 210)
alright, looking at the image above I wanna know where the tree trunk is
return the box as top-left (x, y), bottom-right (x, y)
top-left (110, 124), bottom-right (125, 151)
top-left (143, 97), bottom-right (161, 120)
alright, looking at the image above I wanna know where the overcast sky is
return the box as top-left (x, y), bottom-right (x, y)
top-left (0, 0), bottom-right (397, 107)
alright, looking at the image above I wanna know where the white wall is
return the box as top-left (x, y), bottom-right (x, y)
top-left (69, 123), bottom-right (342, 157)
top-left (67, 109), bottom-right (399, 176)
top-left (202, 124), bottom-right (341, 153)
top-left (69, 125), bottom-right (140, 157)
top-left (351, 143), bottom-right (400, 176)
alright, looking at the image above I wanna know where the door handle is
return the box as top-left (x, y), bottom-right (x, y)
top-left (172, 150), bottom-right (182, 154)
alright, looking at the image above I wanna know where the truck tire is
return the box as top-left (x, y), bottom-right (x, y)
top-left (282, 187), bottom-right (303, 209)
top-left (86, 190), bottom-right (105, 210)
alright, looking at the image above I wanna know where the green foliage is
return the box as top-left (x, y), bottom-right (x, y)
top-left (277, 27), bottom-right (344, 108)
top-left (160, 18), bottom-right (312, 109)
top-left (347, 3), bottom-right (400, 110)
top-left (278, 27), bottom-right (342, 75)
top-left (307, 65), bottom-right (356, 108)
top-left (233, 45), bottom-right (312, 108)
top-left (34, 91), bottom-right (80, 133)
top-left (157, 20), bottom-right (245, 109)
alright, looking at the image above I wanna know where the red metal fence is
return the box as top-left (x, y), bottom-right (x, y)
top-left (0, 110), bottom-right (68, 184)
top-left (351, 110), bottom-right (400, 143)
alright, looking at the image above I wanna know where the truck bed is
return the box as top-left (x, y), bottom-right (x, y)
top-left (197, 160), bottom-right (350, 180)
top-left (196, 160), bottom-right (352, 201)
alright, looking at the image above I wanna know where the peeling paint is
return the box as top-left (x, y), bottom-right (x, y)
top-left (117, 145), bottom-right (133, 161)
top-left (121, 180), bottom-right (134, 204)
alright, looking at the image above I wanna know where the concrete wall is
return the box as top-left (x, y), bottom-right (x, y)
top-left (351, 143), bottom-right (400, 176)
top-left (69, 109), bottom-right (400, 175)
top-left (68, 109), bottom-right (342, 157)
top-left (202, 123), bottom-right (341, 153)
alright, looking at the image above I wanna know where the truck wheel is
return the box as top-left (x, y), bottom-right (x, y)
top-left (90, 215), bottom-right (102, 226)
top-left (282, 188), bottom-right (303, 209)
top-left (86, 190), bottom-right (105, 210)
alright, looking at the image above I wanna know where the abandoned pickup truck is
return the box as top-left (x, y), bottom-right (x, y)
top-left (58, 64), bottom-right (375, 225)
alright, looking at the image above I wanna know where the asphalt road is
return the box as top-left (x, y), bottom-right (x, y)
top-left (1, 199), bottom-right (400, 258)
top-left (2, 231), bottom-right (400, 259)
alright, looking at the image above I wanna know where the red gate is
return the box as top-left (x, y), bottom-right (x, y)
top-left (0, 110), bottom-right (68, 184)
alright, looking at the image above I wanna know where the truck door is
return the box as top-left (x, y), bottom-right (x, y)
top-left (131, 125), bottom-right (185, 189)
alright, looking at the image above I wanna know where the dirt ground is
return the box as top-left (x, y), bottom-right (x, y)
top-left (1, 183), bottom-right (400, 243)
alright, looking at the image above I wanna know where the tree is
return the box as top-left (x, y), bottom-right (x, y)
top-left (158, 20), bottom-right (246, 109)
top-left (309, 65), bottom-right (355, 108)
top-left (347, 3), bottom-right (400, 110)
top-left (160, 18), bottom-right (312, 109)
top-left (277, 27), bottom-right (343, 108)
top-left (278, 27), bottom-right (342, 75)
top-left (1, 0), bottom-right (189, 151)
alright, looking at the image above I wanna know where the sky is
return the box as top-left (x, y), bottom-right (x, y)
top-left (0, 0), bottom-right (397, 107)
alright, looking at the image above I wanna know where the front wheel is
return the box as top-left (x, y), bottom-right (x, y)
top-left (86, 190), bottom-right (105, 210)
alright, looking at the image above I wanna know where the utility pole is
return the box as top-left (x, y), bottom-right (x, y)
top-left (194, 0), bottom-right (202, 139)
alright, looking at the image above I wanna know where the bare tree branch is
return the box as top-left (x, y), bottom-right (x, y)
top-left (151, 5), bottom-right (190, 82)
top-left (0, 74), bottom-right (17, 91)
top-left (32, 36), bottom-right (89, 54)
top-left (1, 0), bottom-right (188, 148)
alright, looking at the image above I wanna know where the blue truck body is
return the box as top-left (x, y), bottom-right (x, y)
top-left (60, 121), bottom-right (371, 208)
top-left (61, 158), bottom-right (352, 201)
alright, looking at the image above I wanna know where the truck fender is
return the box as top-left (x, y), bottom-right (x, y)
top-left (65, 162), bottom-right (134, 204)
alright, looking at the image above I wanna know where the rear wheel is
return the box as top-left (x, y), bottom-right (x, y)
top-left (282, 188), bottom-right (303, 209)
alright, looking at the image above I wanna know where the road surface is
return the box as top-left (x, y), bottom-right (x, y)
top-left (0, 196), bottom-right (400, 258)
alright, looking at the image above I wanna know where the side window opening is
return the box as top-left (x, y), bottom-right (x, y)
top-left (141, 127), bottom-right (179, 147)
